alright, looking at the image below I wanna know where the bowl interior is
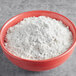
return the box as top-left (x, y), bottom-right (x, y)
top-left (1, 11), bottom-right (76, 60)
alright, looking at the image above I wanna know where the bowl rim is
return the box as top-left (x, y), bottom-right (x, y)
top-left (0, 10), bottom-right (76, 62)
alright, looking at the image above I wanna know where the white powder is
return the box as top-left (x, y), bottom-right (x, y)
top-left (5, 16), bottom-right (73, 60)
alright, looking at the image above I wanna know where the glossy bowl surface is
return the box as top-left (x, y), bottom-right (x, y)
top-left (0, 10), bottom-right (76, 71)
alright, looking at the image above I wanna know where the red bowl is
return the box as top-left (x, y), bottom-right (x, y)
top-left (0, 10), bottom-right (76, 71)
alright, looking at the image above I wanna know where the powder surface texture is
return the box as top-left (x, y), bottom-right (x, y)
top-left (5, 16), bottom-right (73, 60)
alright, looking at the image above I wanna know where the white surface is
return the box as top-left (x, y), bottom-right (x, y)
top-left (5, 16), bottom-right (73, 60)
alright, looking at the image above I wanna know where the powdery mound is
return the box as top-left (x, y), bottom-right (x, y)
top-left (5, 16), bottom-right (73, 60)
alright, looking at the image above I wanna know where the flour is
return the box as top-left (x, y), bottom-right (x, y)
top-left (5, 16), bottom-right (73, 60)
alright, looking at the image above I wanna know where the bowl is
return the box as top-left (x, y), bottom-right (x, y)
top-left (0, 10), bottom-right (76, 71)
